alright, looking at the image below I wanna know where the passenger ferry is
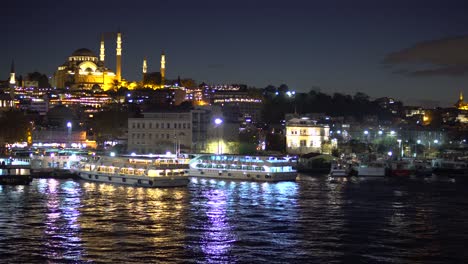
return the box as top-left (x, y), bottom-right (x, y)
top-left (188, 154), bottom-right (297, 182)
top-left (74, 155), bottom-right (190, 187)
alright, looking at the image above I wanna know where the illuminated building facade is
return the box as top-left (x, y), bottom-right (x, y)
top-left (128, 111), bottom-right (193, 154)
top-left (286, 117), bottom-right (331, 154)
top-left (127, 107), bottom-right (231, 154)
top-left (0, 94), bottom-right (15, 111)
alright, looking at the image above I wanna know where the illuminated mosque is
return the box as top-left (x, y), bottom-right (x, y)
top-left (52, 31), bottom-right (166, 91)
top-left (455, 91), bottom-right (468, 110)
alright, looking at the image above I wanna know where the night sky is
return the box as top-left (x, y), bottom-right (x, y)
top-left (2, 0), bottom-right (468, 106)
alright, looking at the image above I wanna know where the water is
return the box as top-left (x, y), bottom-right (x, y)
top-left (0, 175), bottom-right (468, 263)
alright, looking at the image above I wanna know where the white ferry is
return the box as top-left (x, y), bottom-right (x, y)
top-left (188, 154), bottom-right (297, 182)
top-left (75, 155), bottom-right (190, 187)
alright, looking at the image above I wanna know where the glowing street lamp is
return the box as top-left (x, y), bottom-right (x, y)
top-left (397, 139), bottom-right (402, 158)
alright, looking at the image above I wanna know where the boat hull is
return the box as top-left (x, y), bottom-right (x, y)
top-left (0, 168), bottom-right (33, 185)
top-left (357, 167), bottom-right (386, 177)
top-left (78, 171), bottom-right (189, 187)
top-left (329, 169), bottom-right (349, 177)
top-left (189, 169), bottom-right (297, 182)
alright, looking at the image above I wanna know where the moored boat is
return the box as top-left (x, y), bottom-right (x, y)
top-left (74, 155), bottom-right (190, 187)
top-left (0, 167), bottom-right (33, 185)
top-left (329, 160), bottom-right (356, 177)
top-left (388, 160), bottom-right (415, 177)
top-left (188, 154), bottom-right (297, 182)
top-left (431, 159), bottom-right (468, 177)
top-left (357, 161), bottom-right (387, 177)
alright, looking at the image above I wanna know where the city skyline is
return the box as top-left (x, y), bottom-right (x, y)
top-left (2, 0), bottom-right (468, 106)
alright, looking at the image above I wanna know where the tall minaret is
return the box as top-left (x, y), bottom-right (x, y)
top-left (100, 34), bottom-right (105, 63)
top-left (160, 52), bottom-right (166, 86)
top-left (116, 31), bottom-right (122, 83)
top-left (142, 58), bottom-right (147, 84)
top-left (9, 60), bottom-right (16, 100)
top-left (9, 60), bottom-right (15, 86)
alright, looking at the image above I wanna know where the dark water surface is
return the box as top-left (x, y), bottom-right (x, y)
top-left (0, 175), bottom-right (467, 263)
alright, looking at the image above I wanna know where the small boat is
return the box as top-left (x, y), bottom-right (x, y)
top-left (389, 160), bottom-right (415, 177)
top-left (74, 155), bottom-right (190, 187)
top-left (329, 160), bottom-right (355, 177)
top-left (188, 154), bottom-right (297, 182)
top-left (0, 167), bottom-right (33, 185)
top-left (413, 160), bottom-right (433, 177)
top-left (357, 161), bottom-right (387, 177)
top-left (431, 159), bottom-right (468, 177)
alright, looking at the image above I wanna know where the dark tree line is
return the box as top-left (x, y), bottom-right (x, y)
top-left (262, 87), bottom-right (399, 124)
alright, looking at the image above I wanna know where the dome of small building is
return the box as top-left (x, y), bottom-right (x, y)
top-left (72, 48), bottom-right (96, 57)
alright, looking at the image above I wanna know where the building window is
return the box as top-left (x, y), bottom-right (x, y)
top-left (149, 123), bottom-right (152, 128)
top-left (300, 140), bottom-right (306, 147)
top-left (167, 123), bottom-right (170, 129)
top-left (167, 134), bottom-right (170, 139)
top-left (156, 123), bottom-right (159, 128)
top-left (142, 123), bottom-right (145, 129)
top-left (183, 123), bottom-right (186, 129)
top-left (132, 123), bottom-right (135, 129)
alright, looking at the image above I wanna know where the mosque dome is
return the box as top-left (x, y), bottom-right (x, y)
top-left (72, 48), bottom-right (96, 57)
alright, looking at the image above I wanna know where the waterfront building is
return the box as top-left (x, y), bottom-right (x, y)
top-left (127, 106), bottom-right (238, 154)
top-left (286, 117), bottom-right (332, 154)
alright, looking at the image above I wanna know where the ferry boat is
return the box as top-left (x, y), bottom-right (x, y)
top-left (74, 155), bottom-right (190, 187)
top-left (188, 154), bottom-right (297, 182)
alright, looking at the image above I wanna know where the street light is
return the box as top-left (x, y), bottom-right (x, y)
top-left (214, 118), bottom-right (223, 154)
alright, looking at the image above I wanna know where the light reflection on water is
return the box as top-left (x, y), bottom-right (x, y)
top-left (0, 176), bottom-right (467, 263)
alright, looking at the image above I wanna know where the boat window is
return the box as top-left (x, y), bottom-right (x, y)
top-left (122, 178), bottom-right (126, 182)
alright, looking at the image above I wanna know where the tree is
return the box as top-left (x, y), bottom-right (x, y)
top-left (90, 110), bottom-right (128, 143)
top-left (0, 110), bottom-right (30, 143)
top-left (27, 72), bottom-right (51, 88)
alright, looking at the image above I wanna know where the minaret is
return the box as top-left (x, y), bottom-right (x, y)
top-left (160, 52), bottom-right (165, 86)
top-left (142, 58), bottom-right (147, 84)
top-left (100, 34), bottom-right (105, 63)
top-left (116, 31), bottom-right (122, 83)
top-left (9, 60), bottom-right (16, 100)
top-left (9, 60), bottom-right (15, 86)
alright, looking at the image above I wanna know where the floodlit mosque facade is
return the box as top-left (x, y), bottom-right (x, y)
top-left (51, 32), bottom-right (166, 91)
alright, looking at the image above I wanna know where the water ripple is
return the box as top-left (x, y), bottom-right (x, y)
top-left (0, 176), bottom-right (467, 263)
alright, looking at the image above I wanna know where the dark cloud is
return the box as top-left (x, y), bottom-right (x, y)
top-left (383, 35), bottom-right (468, 77)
